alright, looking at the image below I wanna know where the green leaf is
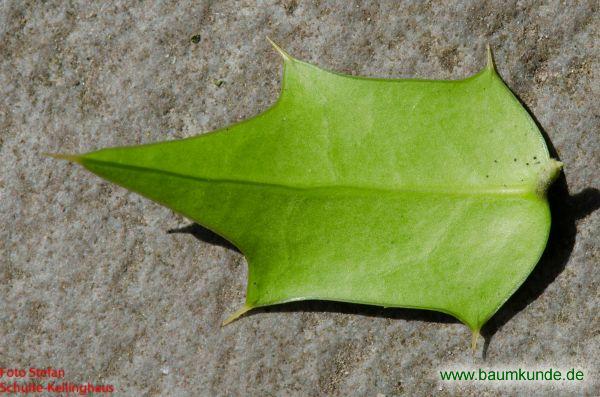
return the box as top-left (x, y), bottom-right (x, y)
top-left (51, 43), bottom-right (561, 338)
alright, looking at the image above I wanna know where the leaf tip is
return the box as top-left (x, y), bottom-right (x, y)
top-left (485, 44), bottom-right (497, 73)
top-left (43, 152), bottom-right (83, 164)
top-left (266, 37), bottom-right (292, 62)
top-left (471, 328), bottom-right (480, 353)
top-left (536, 158), bottom-right (563, 197)
top-left (222, 304), bottom-right (253, 326)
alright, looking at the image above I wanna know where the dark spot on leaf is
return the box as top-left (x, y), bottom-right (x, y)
top-left (514, 158), bottom-right (517, 162)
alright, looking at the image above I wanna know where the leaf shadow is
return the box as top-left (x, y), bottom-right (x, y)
top-left (480, 180), bottom-right (598, 357)
top-left (246, 300), bottom-right (459, 324)
top-left (167, 223), bottom-right (241, 253)
top-left (479, 93), bottom-right (600, 358)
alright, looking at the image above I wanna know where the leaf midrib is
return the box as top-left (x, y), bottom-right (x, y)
top-left (84, 158), bottom-right (537, 198)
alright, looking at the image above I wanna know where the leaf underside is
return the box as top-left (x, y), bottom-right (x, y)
top-left (56, 44), bottom-right (561, 333)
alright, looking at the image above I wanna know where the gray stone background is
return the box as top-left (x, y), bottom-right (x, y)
top-left (1, 1), bottom-right (598, 396)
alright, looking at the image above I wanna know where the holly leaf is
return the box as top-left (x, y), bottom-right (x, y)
top-left (50, 42), bottom-right (561, 343)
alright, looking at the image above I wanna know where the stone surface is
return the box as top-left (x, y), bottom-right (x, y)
top-left (1, 1), bottom-right (598, 396)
